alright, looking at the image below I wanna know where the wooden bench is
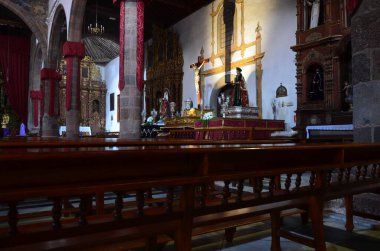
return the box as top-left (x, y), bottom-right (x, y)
top-left (0, 141), bottom-right (379, 250)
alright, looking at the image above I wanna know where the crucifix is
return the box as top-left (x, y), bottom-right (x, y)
top-left (190, 48), bottom-right (209, 109)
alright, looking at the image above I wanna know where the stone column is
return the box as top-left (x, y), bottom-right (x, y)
top-left (29, 90), bottom-right (43, 134)
top-left (40, 68), bottom-right (61, 137)
top-left (63, 41), bottom-right (85, 139)
top-left (351, 0), bottom-right (380, 143)
top-left (114, 0), bottom-right (145, 139)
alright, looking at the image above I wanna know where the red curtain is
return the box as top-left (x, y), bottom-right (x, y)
top-left (347, 0), bottom-right (362, 16)
top-left (0, 35), bottom-right (30, 123)
top-left (136, 0), bottom-right (145, 92)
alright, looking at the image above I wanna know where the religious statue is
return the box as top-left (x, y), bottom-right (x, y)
top-left (230, 67), bottom-right (249, 107)
top-left (159, 89), bottom-right (170, 120)
top-left (343, 81), bottom-right (353, 110)
top-left (190, 48), bottom-right (209, 109)
top-left (309, 68), bottom-right (324, 100)
top-left (1, 113), bottom-right (9, 129)
top-left (306, 0), bottom-right (320, 29)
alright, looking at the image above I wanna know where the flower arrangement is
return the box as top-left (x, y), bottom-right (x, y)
top-left (200, 111), bottom-right (214, 127)
top-left (144, 116), bottom-right (154, 125)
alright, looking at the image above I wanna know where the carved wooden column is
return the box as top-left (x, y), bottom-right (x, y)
top-left (63, 41), bottom-right (85, 139)
top-left (40, 68), bottom-right (61, 137)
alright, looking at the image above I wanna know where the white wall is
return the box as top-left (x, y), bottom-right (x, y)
top-left (103, 0), bottom-right (298, 130)
top-left (104, 57), bottom-right (120, 132)
top-left (173, 0), bottom-right (297, 129)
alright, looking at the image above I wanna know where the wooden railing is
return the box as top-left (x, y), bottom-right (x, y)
top-left (0, 141), bottom-right (379, 250)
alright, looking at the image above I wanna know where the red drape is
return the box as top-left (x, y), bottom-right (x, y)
top-left (0, 35), bottom-right (30, 123)
top-left (347, 0), bottom-right (362, 16)
top-left (30, 90), bottom-right (42, 127)
top-left (114, 0), bottom-right (146, 92)
top-left (41, 68), bottom-right (61, 116)
top-left (63, 42), bottom-right (85, 111)
top-left (119, 0), bottom-right (125, 91)
top-left (136, 0), bottom-right (145, 92)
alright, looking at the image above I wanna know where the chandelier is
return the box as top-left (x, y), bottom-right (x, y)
top-left (87, 0), bottom-right (104, 35)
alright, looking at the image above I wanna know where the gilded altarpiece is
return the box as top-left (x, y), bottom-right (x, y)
top-left (145, 27), bottom-right (184, 114)
top-left (58, 56), bottom-right (107, 134)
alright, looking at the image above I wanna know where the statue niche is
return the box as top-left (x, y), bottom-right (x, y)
top-left (58, 56), bottom-right (107, 135)
top-left (145, 26), bottom-right (183, 115)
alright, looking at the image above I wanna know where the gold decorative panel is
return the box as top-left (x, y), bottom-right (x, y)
top-left (145, 26), bottom-right (184, 114)
top-left (58, 56), bottom-right (107, 135)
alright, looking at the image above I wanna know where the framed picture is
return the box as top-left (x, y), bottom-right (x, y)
top-left (117, 94), bottom-right (120, 122)
top-left (110, 93), bottom-right (115, 111)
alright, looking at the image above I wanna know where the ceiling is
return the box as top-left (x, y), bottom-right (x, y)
top-left (0, 0), bottom-right (214, 64)
top-left (84, 0), bottom-right (214, 41)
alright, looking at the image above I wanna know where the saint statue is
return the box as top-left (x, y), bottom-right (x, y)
top-left (343, 81), bottom-right (353, 110)
top-left (309, 68), bottom-right (324, 100)
top-left (230, 67), bottom-right (249, 107)
top-left (306, 0), bottom-right (320, 29)
top-left (159, 89), bottom-right (170, 119)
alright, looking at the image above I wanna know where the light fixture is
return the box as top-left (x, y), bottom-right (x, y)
top-left (88, 0), bottom-right (104, 35)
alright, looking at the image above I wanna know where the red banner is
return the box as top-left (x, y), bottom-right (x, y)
top-left (30, 90), bottom-right (42, 127)
top-left (136, 0), bottom-right (145, 92)
top-left (63, 42), bottom-right (85, 111)
top-left (347, 0), bottom-right (362, 17)
top-left (40, 68), bottom-right (61, 116)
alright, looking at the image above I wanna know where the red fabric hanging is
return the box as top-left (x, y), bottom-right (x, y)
top-left (136, 0), bottom-right (145, 92)
top-left (41, 68), bottom-right (61, 116)
top-left (30, 90), bottom-right (42, 127)
top-left (114, 0), bottom-right (146, 92)
top-left (119, 0), bottom-right (126, 91)
top-left (0, 35), bottom-right (30, 123)
top-left (347, 0), bottom-right (362, 16)
top-left (63, 42), bottom-right (85, 111)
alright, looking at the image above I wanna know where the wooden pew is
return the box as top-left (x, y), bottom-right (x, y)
top-left (0, 143), bottom-right (379, 250)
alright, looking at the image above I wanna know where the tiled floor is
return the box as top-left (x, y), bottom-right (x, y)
top-left (158, 210), bottom-right (380, 251)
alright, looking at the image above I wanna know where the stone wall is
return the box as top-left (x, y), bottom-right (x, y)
top-left (352, 0), bottom-right (380, 143)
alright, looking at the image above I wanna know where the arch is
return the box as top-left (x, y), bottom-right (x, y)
top-left (0, 1), bottom-right (47, 61)
top-left (48, 5), bottom-right (67, 68)
top-left (68, 0), bottom-right (87, 41)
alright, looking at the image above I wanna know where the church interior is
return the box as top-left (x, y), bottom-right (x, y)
top-left (0, 0), bottom-right (380, 250)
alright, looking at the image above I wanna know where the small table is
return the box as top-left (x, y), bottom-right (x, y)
top-left (305, 124), bottom-right (353, 139)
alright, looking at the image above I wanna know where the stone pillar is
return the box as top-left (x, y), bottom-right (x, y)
top-left (63, 41), bottom-right (85, 139)
top-left (29, 90), bottom-right (43, 134)
top-left (40, 68), bottom-right (61, 137)
top-left (351, 0), bottom-right (380, 143)
top-left (114, 0), bottom-right (145, 139)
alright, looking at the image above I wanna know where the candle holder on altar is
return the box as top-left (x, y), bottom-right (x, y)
top-left (170, 102), bottom-right (176, 118)
top-left (150, 109), bottom-right (158, 123)
top-left (217, 93), bottom-right (230, 118)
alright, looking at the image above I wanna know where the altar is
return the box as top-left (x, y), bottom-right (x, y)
top-left (194, 118), bottom-right (285, 139)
